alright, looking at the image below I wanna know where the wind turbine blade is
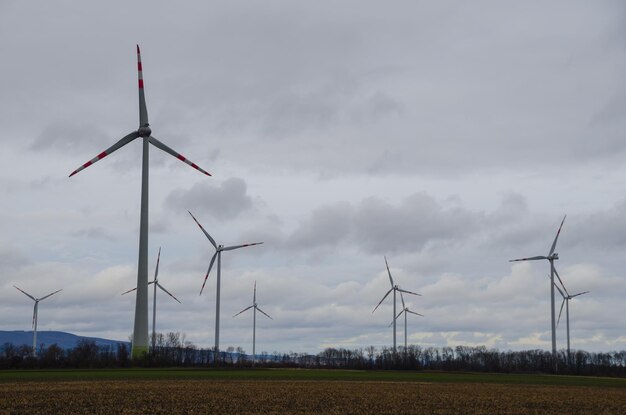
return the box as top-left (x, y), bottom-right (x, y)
top-left (256, 307), bottom-right (273, 320)
top-left (121, 287), bottom-right (137, 296)
top-left (552, 279), bottom-right (565, 299)
top-left (253, 281), bottom-right (257, 303)
top-left (509, 256), bottom-right (548, 262)
top-left (39, 289), bottom-right (62, 301)
top-left (153, 247), bottom-right (161, 282)
top-left (552, 266), bottom-right (569, 297)
top-left (400, 291), bottom-right (406, 309)
top-left (149, 136), bottom-right (211, 176)
top-left (372, 288), bottom-right (393, 313)
top-left (570, 291), bottom-right (590, 299)
top-left (156, 283), bottom-right (181, 304)
top-left (136, 45), bottom-right (149, 127)
top-left (407, 310), bottom-right (424, 317)
top-left (556, 299), bottom-right (565, 328)
top-left (13, 285), bottom-right (36, 301)
top-left (398, 288), bottom-right (421, 296)
top-left (188, 211), bottom-right (217, 249)
top-left (384, 256), bottom-right (394, 287)
top-left (549, 215), bottom-right (566, 256)
top-left (222, 242), bottom-right (263, 251)
top-left (388, 310), bottom-right (404, 327)
top-left (69, 131), bottom-right (140, 177)
top-left (232, 305), bottom-right (254, 318)
top-left (122, 280), bottom-right (155, 296)
top-left (199, 252), bottom-right (218, 295)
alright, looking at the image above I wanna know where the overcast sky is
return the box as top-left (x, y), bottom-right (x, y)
top-left (1, 1), bottom-right (625, 354)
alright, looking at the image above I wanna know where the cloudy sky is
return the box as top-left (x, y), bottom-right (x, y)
top-left (1, 1), bottom-right (625, 354)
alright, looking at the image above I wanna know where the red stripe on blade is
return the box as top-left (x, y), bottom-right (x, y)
top-left (177, 154), bottom-right (186, 162)
top-left (97, 151), bottom-right (107, 160)
top-left (138, 79), bottom-right (144, 88)
top-left (138, 62), bottom-right (142, 71)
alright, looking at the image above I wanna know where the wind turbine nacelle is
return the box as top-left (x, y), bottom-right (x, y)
top-left (552, 253), bottom-right (559, 260)
top-left (138, 125), bottom-right (152, 137)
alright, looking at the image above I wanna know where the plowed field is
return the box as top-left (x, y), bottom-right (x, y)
top-left (2, 379), bottom-right (626, 414)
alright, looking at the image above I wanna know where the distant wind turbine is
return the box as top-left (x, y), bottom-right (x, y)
top-left (188, 211), bottom-right (263, 359)
top-left (13, 286), bottom-right (62, 357)
top-left (389, 291), bottom-right (423, 352)
top-left (373, 256), bottom-right (420, 354)
top-left (122, 247), bottom-right (181, 352)
top-left (553, 276), bottom-right (589, 365)
top-left (509, 215), bottom-right (566, 368)
top-left (69, 45), bottom-right (210, 357)
top-left (233, 281), bottom-right (273, 365)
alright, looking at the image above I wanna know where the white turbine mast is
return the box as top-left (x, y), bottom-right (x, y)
top-left (188, 211), bottom-right (263, 362)
top-left (509, 215), bottom-right (566, 370)
top-left (552, 273), bottom-right (589, 365)
top-left (233, 281), bottom-right (273, 365)
top-left (122, 247), bottom-right (181, 352)
top-left (373, 256), bottom-right (420, 354)
top-left (13, 286), bottom-right (62, 357)
top-left (389, 291), bottom-right (423, 353)
top-left (69, 45), bottom-right (210, 358)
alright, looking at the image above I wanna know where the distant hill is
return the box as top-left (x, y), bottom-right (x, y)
top-left (0, 331), bottom-right (130, 350)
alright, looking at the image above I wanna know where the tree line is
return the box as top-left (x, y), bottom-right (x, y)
top-left (1, 333), bottom-right (625, 377)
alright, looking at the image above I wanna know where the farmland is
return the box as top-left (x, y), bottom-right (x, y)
top-left (1, 369), bottom-right (626, 414)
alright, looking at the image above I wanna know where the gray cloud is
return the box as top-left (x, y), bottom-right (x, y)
top-left (0, 245), bottom-right (30, 272)
top-left (353, 193), bottom-right (483, 254)
top-left (164, 177), bottom-right (253, 221)
top-left (287, 202), bottom-right (353, 250)
top-left (31, 122), bottom-right (111, 154)
top-left (284, 192), bottom-right (487, 255)
top-left (573, 200), bottom-right (626, 249)
top-left (70, 227), bottom-right (116, 241)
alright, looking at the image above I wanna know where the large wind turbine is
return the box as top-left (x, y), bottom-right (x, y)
top-left (233, 281), bottom-right (273, 365)
top-left (509, 215), bottom-right (566, 367)
top-left (553, 277), bottom-right (589, 365)
top-left (69, 46), bottom-right (210, 357)
top-left (373, 256), bottom-right (420, 354)
top-left (389, 291), bottom-right (423, 352)
top-left (13, 286), bottom-right (62, 357)
top-left (122, 247), bottom-right (181, 352)
top-left (188, 211), bottom-right (263, 359)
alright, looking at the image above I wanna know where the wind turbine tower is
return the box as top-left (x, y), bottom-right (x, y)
top-left (122, 247), bottom-right (181, 351)
top-left (553, 277), bottom-right (589, 365)
top-left (389, 291), bottom-right (423, 352)
top-left (233, 281), bottom-right (273, 365)
top-left (373, 257), bottom-right (420, 354)
top-left (509, 215), bottom-right (566, 369)
top-left (188, 211), bottom-right (263, 361)
top-left (69, 46), bottom-right (210, 357)
top-left (13, 286), bottom-right (62, 357)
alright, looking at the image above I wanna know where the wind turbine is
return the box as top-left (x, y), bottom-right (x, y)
top-left (233, 281), bottom-right (273, 365)
top-left (69, 45), bottom-right (210, 357)
top-left (13, 286), bottom-right (62, 357)
top-left (188, 211), bottom-right (263, 360)
top-left (389, 291), bottom-right (423, 353)
top-left (122, 247), bottom-right (181, 352)
top-left (373, 256), bottom-right (420, 354)
top-left (509, 215), bottom-right (566, 368)
top-left (553, 276), bottom-right (589, 365)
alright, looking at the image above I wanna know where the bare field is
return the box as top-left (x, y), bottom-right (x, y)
top-left (2, 379), bottom-right (626, 414)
